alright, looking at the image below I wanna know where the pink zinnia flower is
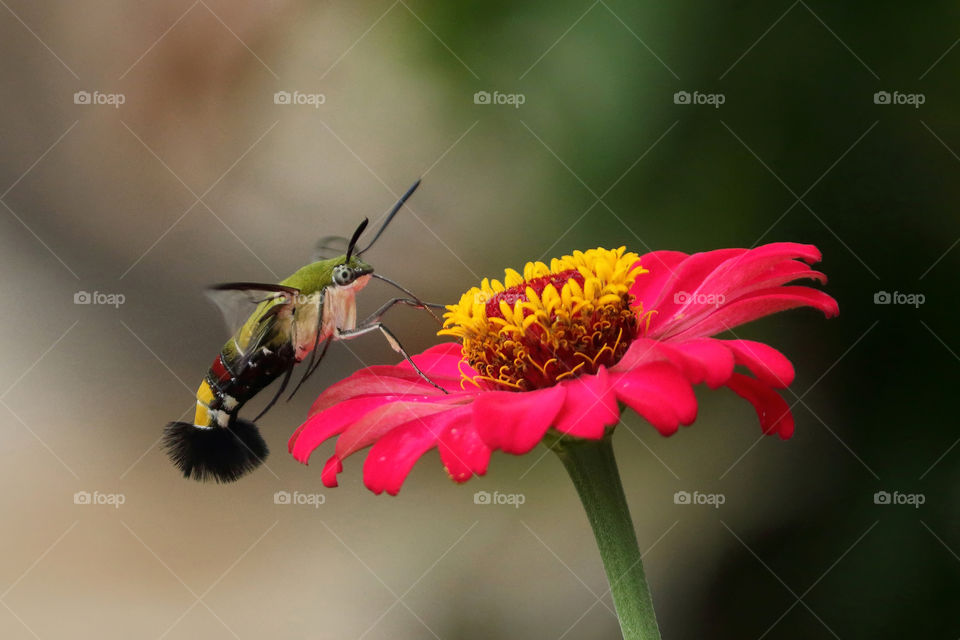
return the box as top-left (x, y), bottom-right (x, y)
top-left (289, 243), bottom-right (838, 495)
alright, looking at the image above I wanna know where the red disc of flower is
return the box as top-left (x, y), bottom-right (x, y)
top-left (289, 243), bottom-right (838, 495)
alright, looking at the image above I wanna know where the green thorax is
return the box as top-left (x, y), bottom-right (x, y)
top-left (280, 255), bottom-right (372, 294)
top-left (231, 255), bottom-right (372, 351)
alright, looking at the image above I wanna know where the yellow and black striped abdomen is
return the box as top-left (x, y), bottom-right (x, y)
top-left (192, 342), bottom-right (297, 428)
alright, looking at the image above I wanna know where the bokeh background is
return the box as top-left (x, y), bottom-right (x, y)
top-left (0, 1), bottom-right (957, 638)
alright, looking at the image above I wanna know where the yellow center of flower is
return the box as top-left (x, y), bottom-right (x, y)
top-left (439, 247), bottom-right (649, 391)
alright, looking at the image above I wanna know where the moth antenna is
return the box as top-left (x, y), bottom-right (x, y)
top-left (344, 218), bottom-right (369, 261)
top-left (358, 178), bottom-right (421, 255)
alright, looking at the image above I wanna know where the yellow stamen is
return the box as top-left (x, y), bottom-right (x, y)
top-left (440, 247), bottom-right (648, 390)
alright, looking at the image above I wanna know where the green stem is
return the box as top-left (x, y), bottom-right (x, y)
top-left (547, 431), bottom-right (662, 640)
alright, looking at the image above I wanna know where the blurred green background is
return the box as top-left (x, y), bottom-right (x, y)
top-left (0, 1), bottom-right (957, 638)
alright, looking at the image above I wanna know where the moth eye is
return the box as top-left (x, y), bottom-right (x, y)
top-left (334, 267), bottom-right (351, 285)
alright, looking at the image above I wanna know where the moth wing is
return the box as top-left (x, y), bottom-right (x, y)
top-left (205, 282), bottom-right (300, 338)
top-left (312, 235), bottom-right (349, 262)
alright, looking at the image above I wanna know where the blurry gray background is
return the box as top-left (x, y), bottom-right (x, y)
top-left (0, 1), bottom-right (957, 638)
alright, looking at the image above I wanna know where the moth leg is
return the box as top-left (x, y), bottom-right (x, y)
top-left (252, 359), bottom-right (295, 422)
top-left (287, 289), bottom-right (327, 401)
top-left (336, 322), bottom-right (448, 394)
top-left (358, 297), bottom-right (445, 327)
top-left (287, 338), bottom-right (331, 402)
top-left (370, 273), bottom-right (445, 321)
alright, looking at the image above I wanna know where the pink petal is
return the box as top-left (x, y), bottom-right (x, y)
top-left (665, 286), bottom-right (839, 341)
top-left (394, 342), bottom-right (468, 378)
top-left (362, 409), bottom-right (469, 495)
top-left (641, 244), bottom-right (829, 339)
top-left (725, 373), bottom-right (795, 439)
top-left (306, 344), bottom-right (470, 417)
top-left (722, 339), bottom-right (795, 388)
top-left (437, 407), bottom-right (490, 483)
top-left (610, 337), bottom-right (671, 372)
top-left (321, 456), bottom-right (343, 487)
top-left (309, 373), bottom-right (453, 416)
top-left (290, 396), bottom-right (404, 463)
top-left (639, 248), bottom-right (747, 333)
top-left (656, 338), bottom-right (736, 388)
top-left (681, 251), bottom-right (824, 322)
top-left (335, 401), bottom-right (462, 459)
top-left (744, 241), bottom-right (822, 265)
top-left (629, 251), bottom-right (689, 311)
top-left (747, 262), bottom-right (827, 290)
top-left (553, 366), bottom-right (621, 439)
top-left (611, 361), bottom-right (697, 436)
top-left (473, 385), bottom-right (566, 455)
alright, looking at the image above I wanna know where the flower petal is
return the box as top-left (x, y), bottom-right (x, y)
top-left (290, 396), bottom-right (403, 463)
top-left (321, 455), bottom-right (343, 487)
top-left (612, 361), bottom-right (697, 435)
top-left (665, 286), bottom-right (839, 341)
top-left (722, 339), bottom-right (795, 388)
top-left (629, 251), bottom-right (689, 311)
top-left (639, 248), bottom-right (746, 334)
top-left (656, 338), bottom-right (736, 389)
top-left (393, 342), bottom-right (469, 378)
top-left (309, 372), bottom-right (452, 417)
top-left (306, 345), bottom-right (469, 417)
top-left (335, 401), bottom-right (461, 459)
top-left (437, 407), bottom-right (490, 483)
top-left (725, 373), bottom-right (794, 438)
top-left (610, 337), bottom-right (670, 371)
top-left (363, 409), bottom-right (471, 495)
top-left (640, 243), bottom-right (833, 339)
top-left (553, 366), bottom-right (620, 439)
top-left (473, 385), bottom-right (566, 454)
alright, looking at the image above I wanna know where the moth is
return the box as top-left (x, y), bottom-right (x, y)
top-left (163, 180), bottom-right (443, 482)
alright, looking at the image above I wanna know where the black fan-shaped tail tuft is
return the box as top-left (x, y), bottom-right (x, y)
top-left (163, 419), bottom-right (269, 483)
